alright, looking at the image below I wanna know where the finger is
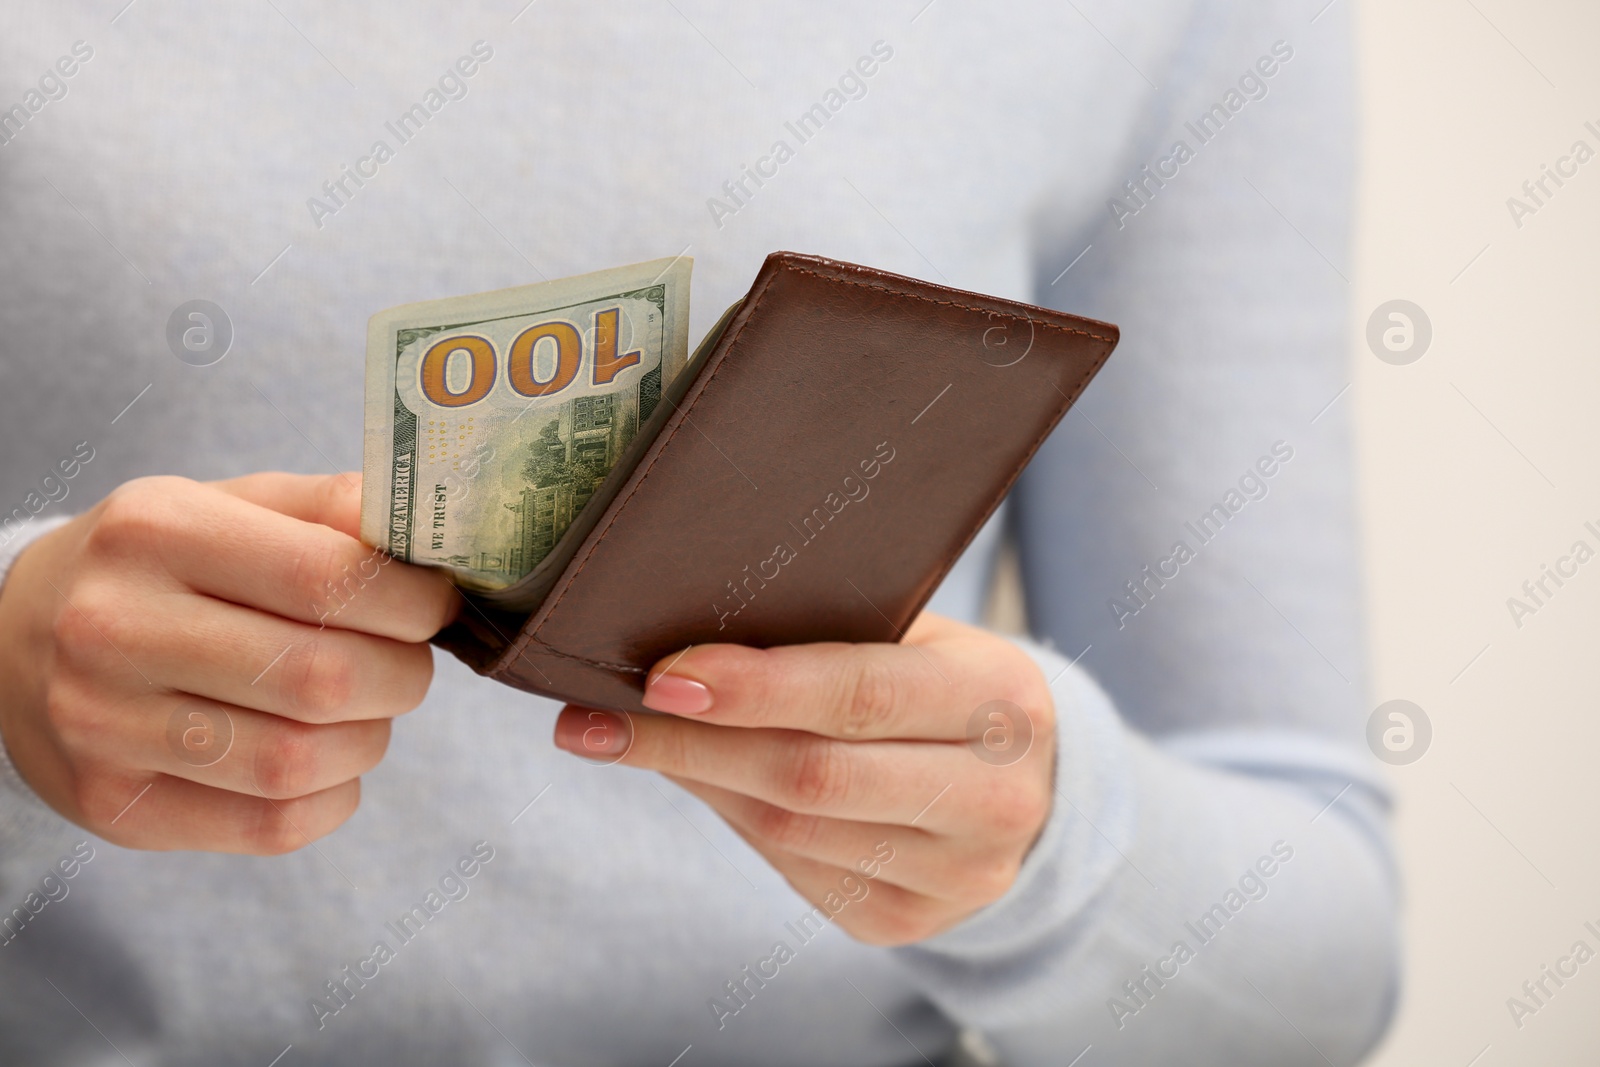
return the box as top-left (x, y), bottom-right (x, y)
top-left (118, 693), bottom-right (391, 799)
top-left (664, 775), bottom-right (965, 898)
top-left (217, 472), bottom-right (471, 650)
top-left (75, 770), bottom-right (362, 855)
top-left (212, 471), bottom-right (362, 540)
top-left (727, 831), bottom-right (955, 947)
top-left (120, 591), bottom-right (435, 722)
top-left (125, 478), bottom-right (455, 642)
top-left (554, 707), bottom-right (980, 829)
top-left (640, 618), bottom-right (1046, 742)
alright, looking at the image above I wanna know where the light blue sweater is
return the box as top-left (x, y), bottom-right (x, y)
top-left (0, 2), bottom-right (1395, 1064)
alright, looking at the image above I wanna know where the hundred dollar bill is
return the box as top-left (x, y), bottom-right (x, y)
top-left (361, 258), bottom-right (691, 603)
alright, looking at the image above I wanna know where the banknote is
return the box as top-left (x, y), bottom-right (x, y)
top-left (360, 258), bottom-right (692, 601)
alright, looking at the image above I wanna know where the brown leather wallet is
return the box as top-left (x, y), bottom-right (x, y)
top-left (434, 252), bottom-right (1118, 711)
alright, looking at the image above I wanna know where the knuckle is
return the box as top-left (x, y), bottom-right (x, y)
top-left (253, 721), bottom-right (322, 798)
top-left (50, 587), bottom-right (113, 660)
top-left (48, 604), bottom-right (89, 658)
top-left (966, 631), bottom-right (1053, 709)
top-left (965, 852), bottom-right (1023, 905)
top-left (88, 477), bottom-right (193, 557)
top-left (1030, 703), bottom-right (1057, 749)
top-left (837, 657), bottom-right (905, 737)
top-left (643, 715), bottom-right (688, 772)
top-left (376, 562), bottom-right (456, 644)
top-left (857, 897), bottom-right (946, 947)
top-left (392, 643), bottom-right (434, 712)
top-left (248, 814), bottom-right (305, 856)
top-left (248, 797), bottom-right (311, 855)
top-left (419, 589), bottom-right (458, 642)
top-left (288, 537), bottom-right (344, 616)
top-left (999, 646), bottom-right (1056, 731)
top-left (280, 637), bottom-right (354, 721)
top-left (1012, 688), bottom-right (1055, 741)
top-left (360, 719), bottom-right (394, 769)
top-left (311, 475), bottom-right (349, 527)
top-left (984, 779), bottom-right (1052, 840)
top-left (748, 803), bottom-right (817, 851)
top-left (778, 739), bottom-right (853, 811)
top-left (72, 773), bottom-right (138, 829)
top-left (43, 682), bottom-right (96, 751)
top-left (52, 575), bottom-right (141, 661)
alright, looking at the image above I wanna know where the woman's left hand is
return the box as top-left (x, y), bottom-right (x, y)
top-left (552, 611), bottom-right (1056, 945)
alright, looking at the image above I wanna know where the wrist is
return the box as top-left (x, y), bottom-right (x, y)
top-left (0, 515), bottom-right (81, 834)
top-left (0, 515), bottom-right (80, 815)
top-left (891, 642), bottom-right (1134, 984)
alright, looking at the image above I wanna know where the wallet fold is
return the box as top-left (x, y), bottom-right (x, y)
top-left (434, 251), bottom-right (1118, 711)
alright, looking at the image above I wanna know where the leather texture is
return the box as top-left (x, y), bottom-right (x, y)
top-left (433, 252), bottom-right (1119, 711)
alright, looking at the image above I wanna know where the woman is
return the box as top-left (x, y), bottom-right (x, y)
top-left (0, 2), bottom-right (1394, 1063)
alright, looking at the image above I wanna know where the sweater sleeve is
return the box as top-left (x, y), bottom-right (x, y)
top-left (890, 2), bottom-right (1400, 1063)
top-left (893, 646), bottom-right (1396, 1066)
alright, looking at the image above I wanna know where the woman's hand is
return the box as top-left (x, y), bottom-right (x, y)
top-left (553, 612), bottom-right (1055, 945)
top-left (0, 473), bottom-right (457, 853)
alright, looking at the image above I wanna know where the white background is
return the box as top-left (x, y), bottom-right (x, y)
top-left (1356, 0), bottom-right (1600, 1064)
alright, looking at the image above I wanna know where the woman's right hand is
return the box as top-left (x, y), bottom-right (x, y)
top-left (0, 472), bottom-right (457, 853)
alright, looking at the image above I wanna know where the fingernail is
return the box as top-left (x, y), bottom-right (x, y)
top-left (554, 708), bottom-right (632, 758)
top-left (642, 673), bottom-right (714, 715)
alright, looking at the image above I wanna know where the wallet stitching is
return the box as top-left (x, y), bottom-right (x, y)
top-left (500, 259), bottom-right (1114, 680)
top-left (524, 637), bottom-right (647, 674)
top-left (783, 264), bottom-right (1117, 343)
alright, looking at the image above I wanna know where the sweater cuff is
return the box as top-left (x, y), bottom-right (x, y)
top-left (0, 514), bottom-right (84, 855)
top-left (889, 638), bottom-right (1136, 1022)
